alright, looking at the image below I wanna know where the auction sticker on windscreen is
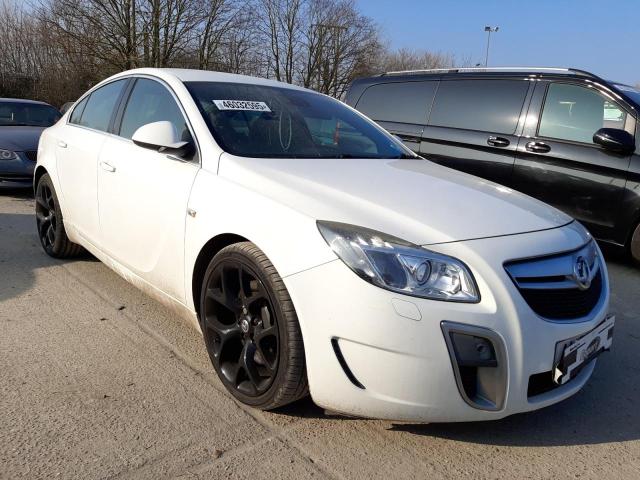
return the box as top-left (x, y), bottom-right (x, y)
top-left (213, 100), bottom-right (271, 112)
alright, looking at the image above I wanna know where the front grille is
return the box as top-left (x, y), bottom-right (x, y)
top-left (505, 241), bottom-right (604, 321)
top-left (24, 150), bottom-right (37, 162)
top-left (518, 270), bottom-right (602, 320)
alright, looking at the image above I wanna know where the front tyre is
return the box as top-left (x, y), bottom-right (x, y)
top-left (631, 222), bottom-right (640, 265)
top-left (200, 242), bottom-right (308, 409)
top-left (35, 173), bottom-right (83, 258)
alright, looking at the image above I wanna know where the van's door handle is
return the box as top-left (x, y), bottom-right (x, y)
top-left (525, 141), bottom-right (551, 153)
top-left (57, 141), bottom-right (67, 148)
top-left (99, 161), bottom-right (116, 173)
top-left (487, 136), bottom-right (510, 147)
top-left (395, 133), bottom-right (422, 143)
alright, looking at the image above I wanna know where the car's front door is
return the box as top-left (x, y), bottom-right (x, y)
top-left (97, 77), bottom-right (199, 303)
top-left (513, 81), bottom-right (635, 243)
top-left (420, 78), bottom-right (532, 186)
top-left (55, 79), bottom-right (128, 244)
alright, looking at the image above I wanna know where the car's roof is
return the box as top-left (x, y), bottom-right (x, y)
top-left (0, 98), bottom-right (53, 106)
top-left (109, 68), bottom-right (309, 92)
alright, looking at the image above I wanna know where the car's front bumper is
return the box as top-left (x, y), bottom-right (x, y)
top-left (284, 221), bottom-right (610, 423)
top-left (0, 151), bottom-right (36, 185)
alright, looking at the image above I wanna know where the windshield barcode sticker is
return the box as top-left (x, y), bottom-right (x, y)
top-left (213, 100), bottom-right (271, 112)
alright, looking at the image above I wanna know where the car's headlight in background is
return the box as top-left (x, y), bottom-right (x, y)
top-left (0, 149), bottom-right (18, 160)
top-left (317, 221), bottom-right (479, 302)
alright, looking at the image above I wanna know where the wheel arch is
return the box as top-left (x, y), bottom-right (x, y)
top-left (191, 233), bottom-right (249, 318)
top-left (33, 165), bottom-right (48, 193)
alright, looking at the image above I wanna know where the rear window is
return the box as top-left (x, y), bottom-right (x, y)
top-left (186, 81), bottom-right (415, 159)
top-left (428, 79), bottom-right (529, 134)
top-left (355, 81), bottom-right (437, 125)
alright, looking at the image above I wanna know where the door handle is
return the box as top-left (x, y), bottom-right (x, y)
top-left (525, 141), bottom-right (551, 153)
top-left (57, 141), bottom-right (67, 148)
top-left (487, 136), bottom-right (510, 147)
top-left (395, 133), bottom-right (422, 143)
top-left (99, 161), bottom-right (116, 173)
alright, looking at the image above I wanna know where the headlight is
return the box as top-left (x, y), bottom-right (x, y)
top-left (0, 149), bottom-right (18, 160)
top-left (317, 221), bottom-right (479, 302)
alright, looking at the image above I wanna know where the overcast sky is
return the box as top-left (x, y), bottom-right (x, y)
top-left (358, 0), bottom-right (640, 85)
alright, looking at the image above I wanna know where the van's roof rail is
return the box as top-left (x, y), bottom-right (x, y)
top-left (380, 67), bottom-right (599, 79)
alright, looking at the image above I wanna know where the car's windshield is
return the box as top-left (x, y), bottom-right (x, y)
top-left (186, 81), bottom-right (416, 159)
top-left (613, 84), bottom-right (640, 106)
top-left (0, 102), bottom-right (61, 127)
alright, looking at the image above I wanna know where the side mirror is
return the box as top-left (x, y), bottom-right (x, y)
top-left (593, 128), bottom-right (635, 154)
top-left (132, 121), bottom-right (192, 157)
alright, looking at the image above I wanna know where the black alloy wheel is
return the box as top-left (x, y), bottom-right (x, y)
top-left (200, 242), bottom-right (307, 409)
top-left (35, 181), bottom-right (57, 253)
top-left (35, 173), bottom-right (83, 258)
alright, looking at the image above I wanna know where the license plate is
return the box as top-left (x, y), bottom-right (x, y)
top-left (553, 315), bottom-right (615, 385)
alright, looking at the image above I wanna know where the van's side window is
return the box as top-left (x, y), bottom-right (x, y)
top-left (538, 83), bottom-right (629, 144)
top-left (429, 80), bottom-right (529, 134)
top-left (356, 81), bottom-right (437, 125)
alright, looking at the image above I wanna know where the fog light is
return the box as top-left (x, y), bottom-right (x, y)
top-left (441, 322), bottom-right (507, 411)
top-left (450, 332), bottom-right (497, 367)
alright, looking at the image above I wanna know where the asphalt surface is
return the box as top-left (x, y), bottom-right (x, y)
top-left (1, 188), bottom-right (639, 480)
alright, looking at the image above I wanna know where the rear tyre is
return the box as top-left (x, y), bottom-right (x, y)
top-left (35, 173), bottom-right (83, 258)
top-left (631, 222), bottom-right (640, 265)
top-left (200, 242), bottom-right (308, 410)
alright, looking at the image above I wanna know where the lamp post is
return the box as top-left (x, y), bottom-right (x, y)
top-left (484, 26), bottom-right (499, 67)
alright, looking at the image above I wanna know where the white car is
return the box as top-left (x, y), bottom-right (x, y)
top-left (35, 68), bottom-right (615, 422)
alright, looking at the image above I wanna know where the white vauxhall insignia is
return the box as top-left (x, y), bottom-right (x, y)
top-left (35, 68), bottom-right (615, 422)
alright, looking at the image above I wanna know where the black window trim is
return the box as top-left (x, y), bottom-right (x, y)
top-left (535, 80), bottom-right (637, 149)
top-left (426, 78), bottom-right (533, 136)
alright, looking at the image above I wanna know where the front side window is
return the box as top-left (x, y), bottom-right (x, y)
top-left (539, 83), bottom-right (629, 144)
top-left (0, 102), bottom-right (60, 127)
top-left (119, 78), bottom-right (189, 140)
top-left (78, 79), bottom-right (127, 132)
top-left (186, 82), bottom-right (414, 159)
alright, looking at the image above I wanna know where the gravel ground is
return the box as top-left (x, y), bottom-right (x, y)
top-left (1, 189), bottom-right (639, 480)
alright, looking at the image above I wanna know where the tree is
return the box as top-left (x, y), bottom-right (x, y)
top-left (1, 0), bottom-right (461, 106)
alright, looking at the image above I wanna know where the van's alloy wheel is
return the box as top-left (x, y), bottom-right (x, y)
top-left (35, 173), bottom-right (83, 258)
top-left (200, 242), bottom-right (308, 409)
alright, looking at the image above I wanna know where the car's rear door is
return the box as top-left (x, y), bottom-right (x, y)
top-left (420, 78), bottom-right (532, 186)
top-left (512, 80), bottom-right (635, 243)
top-left (353, 80), bottom-right (437, 154)
top-left (96, 76), bottom-right (200, 303)
top-left (55, 79), bottom-right (129, 244)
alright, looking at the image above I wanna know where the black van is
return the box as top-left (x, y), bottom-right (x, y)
top-left (345, 67), bottom-right (640, 263)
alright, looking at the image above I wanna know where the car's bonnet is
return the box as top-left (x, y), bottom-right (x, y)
top-left (0, 126), bottom-right (46, 151)
top-left (219, 155), bottom-right (573, 245)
